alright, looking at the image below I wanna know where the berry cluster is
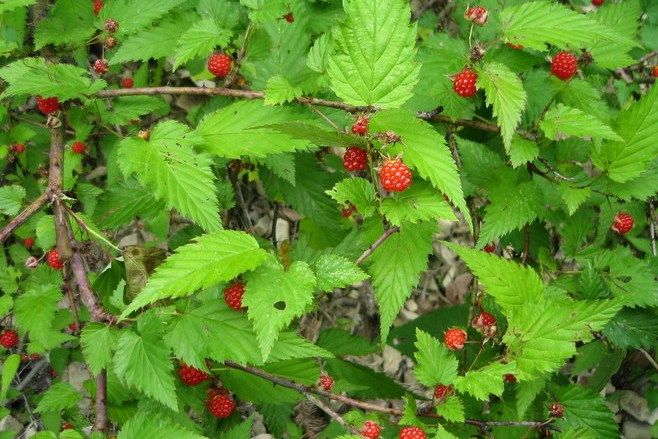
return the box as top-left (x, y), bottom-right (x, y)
top-left (464, 6), bottom-right (488, 25)
top-left (207, 53), bottom-right (233, 79)
top-left (0, 329), bottom-right (19, 348)
top-left (551, 52), bottom-right (578, 81)
top-left (379, 159), bottom-right (412, 192)
top-left (46, 249), bottom-right (64, 270)
top-left (36, 96), bottom-right (60, 115)
top-left (23, 237), bottom-right (34, 248)
top-left (351, 115), bottom-right (369, 135)
top-left (471, 311), bottom-right (497, 338)
top-left (433, 384), bottom-right (453, 400)
top-left (452, 68), bottom-right (478, 98)
top-left (444, 328), bottom-right (467, 350)
top-left (399, 426), bottom-right (426, 439)
top-left (71, 141), bottom-right (86, 154)
top-left (549, 402), bottom-right (565, 418)
top-left (92, 0), bottom-right (103, 15)
top-left (483, 243), bottom-right (496, 253)
top-left (121, 77), bottom-right (134, 88)
top-left (318, 374), bottom-right (334, 391)
top-left (224, 282), bottom-right (245, 310)
top-left (611, 212), bottom-right (634, 235)
top-left (177, 363), bottom-right (210, 386)
top-left (206, 394), bottom-right (236, 418)
top-left (361, 420), bottom-right (382, 439)
top-left (343, 147), bottom-right (368, 172)
top-left (11, 143), bottom-right (26, 154)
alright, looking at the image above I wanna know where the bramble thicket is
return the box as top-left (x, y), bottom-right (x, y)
top-left (0, 0), bottom-right (657, 438)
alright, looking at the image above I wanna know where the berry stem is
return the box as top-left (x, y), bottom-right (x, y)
top-left (93, 370), bottom-right (109, 432)
top-left (355, 226), bottom-right (401, 265)
top-left (0, 190), bottom-right (51, 243)
top-left (305, 392), bottom-right (361, 436)
top-left (223, 22), bottom-right (253, 88)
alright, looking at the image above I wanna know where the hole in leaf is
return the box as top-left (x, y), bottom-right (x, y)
top-left (273, 301), bottom-right (286, 310)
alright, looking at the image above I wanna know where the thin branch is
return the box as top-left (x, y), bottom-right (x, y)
top-left (69, 251), bottom-right (116, 324)
top-left (223, 23), bottom-right (253, 88)
top-left (227, 163), bottom-right (254, 232)
top-left (640, 349), bottom-right (658, 373)
top-left (649, 198), bottom-right (656, 257)
top-left (521, 224), bottom-right (530, 265)
top-left (447, 131), bottom-right (462, 168)
top-left (93, 370), bottom-right (108, 432)
top-left (305, 392), bottom-right (361, 436)
top-left (355, 227), bottom-right (400, 265)
top-left (271, 202), bottom-right (279, 249)
top-left (14, 358), bottom-right (49, 392)
top-left (0, 190), bottom-right (51, 243)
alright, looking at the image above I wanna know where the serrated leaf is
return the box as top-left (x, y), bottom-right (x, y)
top-left (508, 135), bottom-right (539, 168)
top-left (264, 75), bottom-right (303, 106)
top-left (122, 230), bottom-right (266, 317)
top-left (195, 101), bottom-right (311, 158)
top-left (118, 411), bottom-right (206, 439)
top-left (268, 332), bottom-right (333, 362)
top-left (435, 425), bottom-right (459, 439)
top-left (34, 0), bottom-right (95, 49)
top-left (0, 185), bottom-right (25, 216)
top-left (266, 122), bottom-right (365, 149)
top-left (0, 0), bottom-right (36, 14)
top-left (327, 0), bottom-right (420, 108)
top-left (540, 104), bottom-right (622, 141)
top-left (476, 62), bottom-right (526, 149)
top-left (553, 385), bottom-right (619, 439)
top-left (14, 285), bottom-right (63, 349)
top-left (316, 328), bottom-right (379, 357)
top-left (173, 19), bottom-right (232, 70)
top-left (244, 258), bottom-right (316, 360)
top-left (413, 329), bottom-right (458, 386)
top-left (326, 177), bottom-right (378, 218)
top-left (443, 242), bottom-right (544, 314)
top-left (312, 254), bottom-right (368, 292)
top-left (370, 110), bottom-right (471, 230)
top-left (0, 354), bottom-right (20, 402)
top-left (602, 308), bottom-right (658, 349)
top-left (114, 330), bottom-right (177, 410)
top-left (436, 395), bottom-right (465, 423)
top-left (0, 57), bottom-right (106, 100)
top-left (34, 382), bottom-right (82, 413)
top-left (589, 0), bottom-right (641, 69)
top-left (516, 378), bottom-right (547, 418)
top-left (109, 18), bottom-right (189, 65)
top-left (380, 182), bottom-right (456, 226)
top-left (219, 416), bottom-right (253, 439)
top-left (118, 120), bottom-right (221, 232)
top-left (559, 185), bottom-right (591, 216)
top-left (99, 0), bottom-right (187, 36)
top-left (95, 180), bottom-right (166, 229)
top-left (97, 96), bottom-right (170, 126)
top-left (307, 34), bottom-right (333, 73)
top-left (369, 222), bottom-right (435, 342)
top-left (81, 323), bottom-right (119, 375)
top-left (454, 362), bottom-right (514, 401)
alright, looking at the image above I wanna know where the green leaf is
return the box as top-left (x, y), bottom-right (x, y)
top-left (435, 425), bottom-right (459, 439)
top-left (0, 0), bottom-right (36, 14)
top-left (195, 101), bottom-right (311, 158)
top-left (264, 75), bottom-right (304, 106)
top-left (95, 180), bottom-right (166, 229)
top-left (443, 242), bottom-right (544, 314)
top-left (34, 0), bottom-right (95, 49)
top-left (109, 17), bottom-right (189, 65)
top-left (603, 308), bottom-right (658, 349)
top-left (81, 323), bottom-right (119, 375)
top-left (173, 19), bottom-right (232, 70)
top-left (14, 285), bottom-right (65, 349)
top-left (312, 254), bottom-right (368, 292)
top-left (516, 378), bottom-right (547, 418)
top-left (326, 177), bottom-right (378, 218)
top-left (436, 395), bottom-right (465, 423)
top-left (97, 96), bottom-right (170, 126)
top-left (559, 185), bottom-right (591, 216)
top-left (504, 299), bottom-right (622, 378)
top-left (0, 185), bottom-right (25, 216)
top-left (114, 329), bottom-right (177, 410)
top-left (500, 1), bottom-right (636, 51)
top-left (121, 230), bottom-right (266, 317)
top-left (589, 0), bottom-right (641, 69)
top-left (369, 222), bottom-right (435, 342)
top-left (267, 122), bottom-right (364, 149)
top-left (118, 120), bottom-right (221, 232)
top-left (268, 332), bottom-right (333, 362)
top-left (508, 135), bottom-right (539, 168)
top-left (34, 382), bottom-right (82, 413)
top-left (316, 328), bottom-right (379, 357)
top-left (100, 0), bottom-right (187, 37)
top-left (454, 362), bottom-right (514, 401)
top-left (553, 385), bottom-right (619, 439)
top-left (118, 411), bottom-right (206, 439)
top-left (0, 354), bottom-right (20, 402)
top-left (219, 416), bottom-right (254, 439)
top-left (327, 0), bottom-right (420, 108)
top-left (370, 110), bottom-right (471, 230)
top-left (244, 258), bottom-right (316, 360)
top-left (540, 104), bottom-right (622, 141)
top-left (307, 34), bottom-right (333, 73)
top-left (413, 329), bottom-right (458, 386)
top-left (476, 62), bottom-right (526, 149)
top-left (0, 57), bottom-right (106, 100)
top-left (380, 183), bottom-right (456, 226)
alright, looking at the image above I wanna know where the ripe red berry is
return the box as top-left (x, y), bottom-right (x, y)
top-left (464, 6), bottom-right (488, 25)
top-left (471, 311), bottom-right (497, 338)
top-left (351, 115), bottom-right (369, 135)
top-left (362, 420), bottom-right (382, 439)
top-left (343, 147), bottom-right (368, 171)
top-left (121, 77), bottom-right (134, 88)
top-left (319, 374), bottom-right (334, 391)
top-left (12, 143), bottom-right (26, 154)
top-left (653, 66), bottom-right (658, 78)
top-left (503, 373), bottom-right (517, 383)
top-left (0, 330), bottom-right (19, 348)
top-left (178, 363), bottom-right (210, 386)
top-left (61, 423), bottom-right (74, 430)
top-left (452, 68), bottom-right (478, 98)
top-left (23, 237), bottom-right (35, 248)
top-left (92, 0), bottom-right (103, 15)
top-left (341, 206), bottom-right (353, 218)
top-left (104, 19), bottom-right (119, 33)
top-left (591, 0), bottom-right (604, 6)
top-left (93, 59), bottom-right (109, 75)
top-left (551, 52), bottom-right (578, 81)
top-left (283, 12), bottom-right (294, 23)
top-left (611, 212), bottom-right (634, 235)
top-left (444, 328), bottom-right (467, 350)
top-left (71, 141), bottom-right (86, 154)
top-left (399, 426), bottom-right (426, 439)
top-left (206, 394), bottom-right (235, 418)
top-left (46, 249), bottom-right (64, 270)
top-left (549, 402), bottom-right (565, 418)
top-left (379, 158), bottom-right (412, 192)
top-left (36, 96), bottom-right (60, 115)
top-left (483, 243), bottom-right (496, 253)
top-left (224, 282), bottom-right (245, 311)
top-left (433, 384), bottom-right (453, 400)
top-left (207, 53), bottom-right (233, 78)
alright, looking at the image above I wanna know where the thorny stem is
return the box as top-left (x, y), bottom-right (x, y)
top-left (0, 191), bottom-right (51, 243)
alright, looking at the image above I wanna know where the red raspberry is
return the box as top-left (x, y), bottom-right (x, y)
top-left (653, 66), bottom-right (658, 78)
top-left (23, 237), bottom-right (35, 248)
top-left (49, 368), bottom-right (58, 378)
top-left (62, 423), bottom-right (74, 430)
top-left (12, 143), bottom-right (26, 154)
top-left (67, 322), bottom-right (80, 333)
top-left (224, 282), bottom-right (245, 311)
top-left (591, 0), bottom-right (603, 5)
top-left (104, 36), bottom-right (117, 49)
top-left (46, 249), bottom-right (64, 270)
top-left (92, 0), bottom-right (103, 15)
top-left (503, 373), bottom-right (517, 383)
top-left (343, 147), bottom-right (368, 171)
top-left (551, 52), bottom-right (578, 81)
top-left (433, 384), bottom-right (453, 400)
top-left (36, 96), bottom-right (60, 114)
top-left (283, 12), bottom-right (294, 23)
top-left (0, 329), bottom-right (19, 348)
top-left (464, 6), bottom-right (488, 25)
top-left (362, 420), bottom-right (382, 439)
top-left (444, 328), bottom-right (467, 350)
top-left (351, 115), bottom-right (369, 135)
top-left (471, 311), bottom-right (497, 338)
top-left (483, 243), bottom-right (496, 253)
top-left (121, 77), bottom-right (134, 88)
top-left (611, 212), bottom-right (634, 235)
top-left (399, 426), bottom-right (426, 439)
top-left (71, 141), bottom-right (86, 154)
top-left (207, 53), bottom-right (233, 78)
top-left (206, 394), bottom-right (235, 418)
top-left (104, 19), bottom-right (119, 33)
top-left (452, 68), bottom-right (478, 98)
top-left (379, 158), bottom-right (412, 192)
top-left (318, 374), bottom-right (334, 391)
top-left (177, 363), bottom-right (210, 386)
top-left (93, 59), bottom-right (109, 75)
top-left (549, 402), bottom-right (565, 418)
top-left (341, 206), bottom-right (353, 218)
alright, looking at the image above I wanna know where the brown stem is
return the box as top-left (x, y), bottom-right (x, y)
top-left (68, 251), bottom-right (116, 324)
top-left (447, 131), bottom-right (462, 168)
top-left (93, 370), bottom-right (108, 432)
top-left (521, 224), bottom-right (530, 265)
top-left (227, 163), bottom-right (254, 232)
top-left (649, 198), bottom-right (656, 257)
top-left (305, 392), bottom-right (361, 436)
top-left (223, 23), bottom-right (253, 88)
top-left (639, 348), bottom-right (658, 373)
top-left (355, 227), bottom-right (400, 265)
top-left (429, 113), bottom-right (500, 133)
top-left (0, 191), bottom-right (51, 243)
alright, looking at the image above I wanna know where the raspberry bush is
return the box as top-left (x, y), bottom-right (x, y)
top-left (0, 0), bottom-right (657, 438)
